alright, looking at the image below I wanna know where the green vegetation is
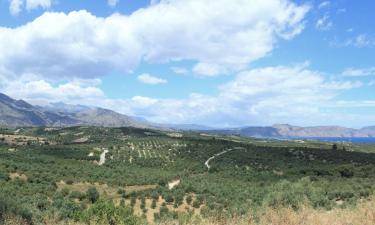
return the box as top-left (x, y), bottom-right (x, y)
top-left (1, 126), bottom-right (375, 224)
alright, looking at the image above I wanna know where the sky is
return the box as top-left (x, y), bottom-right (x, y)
top-left (0, 0), bottom-right (374, 128)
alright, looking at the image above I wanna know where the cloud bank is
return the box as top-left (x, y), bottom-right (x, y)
top-left (1, 0), bottom-right (310, 79)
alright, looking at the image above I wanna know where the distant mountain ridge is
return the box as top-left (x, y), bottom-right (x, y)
top-left (0, 93), bottom-right (152, 128)
top-left (0, 92), bottom-right (374, 137)
top-left (206, 124), bottom-right (375, 138)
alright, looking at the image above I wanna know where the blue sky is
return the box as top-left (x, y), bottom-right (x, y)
top-left (0, 0), bottom-right (374, 128)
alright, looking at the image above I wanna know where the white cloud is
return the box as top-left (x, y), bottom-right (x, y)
top-left (0, 64), bottom-right (367, 127)
top-left (131, 96), bottom-right (158, 107)
top-left (26, 0), bottom-right (52, 10)
top-left (342, 67), bottom-right (375, 77)
top-left (150, 0), bottom-right (159, 5)
top-left (349, 34), bottom-right (375, 48)
top-left (9, 0), bottom-right (23, 16)
top-left (107, 0), bottom-right (119, 7)
top-left (8, 0), bottom-right (53, 15)
top-left (318, 1), bottom-right (330, 9)
top-left (315, 15), bottom-right (333, 31)
top-left (1, 0), bottom-right (310, 79)
top-left (105, 65), bottom-right (361, 126)
top-left (137, 73), bottom-right (167, 85)
top-left (333, 34), bottom-right (375, 48)
top-left (192, 63), bottom-right (228, 77)
top-left (0, 75), bottom-right (104, 106)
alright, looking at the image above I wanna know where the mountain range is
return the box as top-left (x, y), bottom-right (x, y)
top-left (0, 93), bottom-right (151, 128)
top-left (206, 124), bottom-right (375, 138)
top-left (0, 92), bottom-right (374, 138)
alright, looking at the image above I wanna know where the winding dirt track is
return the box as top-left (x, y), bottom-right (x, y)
top-left (98, 149), bottom-right (109, 165)
top-left (204, 147), bottom-right (245, 170)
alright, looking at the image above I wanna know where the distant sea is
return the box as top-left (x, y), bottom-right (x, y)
top-left (287, 137), bottom-right (375, 144)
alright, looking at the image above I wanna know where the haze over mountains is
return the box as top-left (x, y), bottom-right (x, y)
top-left (0, 92), bottom-right (374, 138)
top-left (0, 93), bottom-right (150, 128)
top-left (208, 124), bottom-right (375, 138)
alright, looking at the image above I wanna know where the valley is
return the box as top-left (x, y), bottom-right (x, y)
top-left (1, 126), bottom-right (375, 224)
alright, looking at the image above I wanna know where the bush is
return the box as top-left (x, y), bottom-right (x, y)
top-left (69, 191), bottom-right (86, 201)
top-left (86, 187), bottom-right (99, 203)
top-left (192, 200), bottom-right (201, 208)
top-left (0, 196), bottom-right (32, 223)
top-left (340, 168), bottom-right (354, 178)
top-left (130, 197), bottom-right (136, 207)
top-left (61, 187), bottom-right (70, 197)
top-left (60, 201), bottom-right (81, 220)
top-left (0, 173), bottom-right (10, 181)
top-left (66, 180), bottom-right (74, 185)
top-left (151, 199), bottom-right (157, 209)
top-left (81, 199), bottom-right (143, 225)
top-left (186, 195), bottom-right (193, 205)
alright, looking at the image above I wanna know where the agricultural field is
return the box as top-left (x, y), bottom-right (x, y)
top-left (1, 126), bottom-right (375, 225)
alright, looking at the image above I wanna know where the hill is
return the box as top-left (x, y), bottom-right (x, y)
top-left (0, 93), bottom-right (151, 128)
top-left (1, 126), bottom-right (375, 224)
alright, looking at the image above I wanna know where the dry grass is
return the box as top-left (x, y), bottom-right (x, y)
top-left (56, 180), bottom-right (157, 198)
top-left (164, 197), bottom-right (375, 225)
top-left (4, 197), bottom-right (375, 225)
top-left (9, 172), bottom-right (28, 181)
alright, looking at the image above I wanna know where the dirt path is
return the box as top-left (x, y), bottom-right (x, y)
top-left (98, 149), bottom-right (109, 165)
top-left (168, 179), bottom-right (180, 190)
top-left (204, 147), bottom-right (244, 170)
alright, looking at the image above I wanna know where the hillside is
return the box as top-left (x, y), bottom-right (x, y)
top-left (0, 93), bottom-right (151, 128)
top-left (1, 126), bottom-right (375, 224)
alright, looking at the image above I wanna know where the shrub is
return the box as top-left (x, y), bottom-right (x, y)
top-left (0, 173), bottom-right (10, 181)
top-left (186, 195), bottom-right (193, 205)
top-left (69, 191), bottom-right (86, 201)
top-left (192, 200), bottom-right (201, 208)
top-left (151, 199), bottom-right (157, 209)
top-left (66, 180), bottom-right (74, 185)
top-left (81, 199), bottom-right (142, 225)
top-left (61, 187), bottom-right (70, 197)
top-left (59, 201), bottom-right (82, 220)
top-left (130, 197), bottom-right (136, 207)
top-left (86, 187), bottom-right (99, 203)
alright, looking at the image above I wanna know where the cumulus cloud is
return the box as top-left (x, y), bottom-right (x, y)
top-left (0, 64), bottom-right (365, 127)
top-left (0, 75), bottom-right (104, 106)
top-left (0, 0), bottom-right (310, 79)
top-left (104, 65), bottom-right (362, 126)
top-left (137, 73), bottom-right (167, 85)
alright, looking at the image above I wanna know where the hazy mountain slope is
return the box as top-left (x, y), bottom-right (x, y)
top-left (0, 93), bottom-right (151, 128)
top-left (72, 108), bottom-right (150, 128)
top-left (205, 124), bottom-right (375, 138)
top-left (0, 93), bottom-right (78, 127)
top-left (272, 124), bottom-right (358, 137)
